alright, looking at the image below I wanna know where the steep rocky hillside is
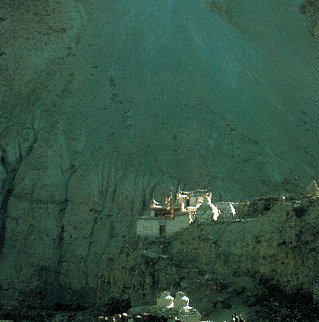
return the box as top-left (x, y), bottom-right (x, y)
top-left (97, 196), bottom-right (319, 321)
top-left (1, 195), bottom-right (319, 321)
top-left (0, 0), bottom-right (319, 318)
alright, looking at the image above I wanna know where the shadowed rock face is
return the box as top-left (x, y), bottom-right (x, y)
top-left (0, 0), bottom-right (319, 309)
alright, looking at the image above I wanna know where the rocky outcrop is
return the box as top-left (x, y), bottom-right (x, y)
top-left (300, 0), bottom-right (319, 40)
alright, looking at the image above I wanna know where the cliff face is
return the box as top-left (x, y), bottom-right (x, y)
top-left (0, 0), bottom-right (319, 314)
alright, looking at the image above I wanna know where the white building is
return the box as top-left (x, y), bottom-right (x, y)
top-left (136, 189), bottom-right (218, 237)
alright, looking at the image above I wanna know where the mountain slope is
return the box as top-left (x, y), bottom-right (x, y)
top-left (0, 0), bottom-right (319, 308)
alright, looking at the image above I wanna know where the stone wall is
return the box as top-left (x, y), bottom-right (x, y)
top-left (136, 215), bottom-right (190, 237)
top-left (136, 218), bottom-right (161, 237)
top-left (166, 215), bottom-right (189, 236)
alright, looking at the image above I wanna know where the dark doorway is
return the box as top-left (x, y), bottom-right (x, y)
top-left (159, 224), bottom-right (166, 237)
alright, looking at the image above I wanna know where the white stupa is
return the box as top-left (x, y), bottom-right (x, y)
top-left (174, 292), bottom-right (190, 309)
top-left (156, 291), bottom-right (174, 308)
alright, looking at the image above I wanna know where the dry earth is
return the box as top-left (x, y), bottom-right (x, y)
top-left (0, 0), bottom-right (319, 321)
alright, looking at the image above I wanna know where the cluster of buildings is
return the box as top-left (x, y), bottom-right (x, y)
top-left (136, 189), bottom-right (237, 237)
